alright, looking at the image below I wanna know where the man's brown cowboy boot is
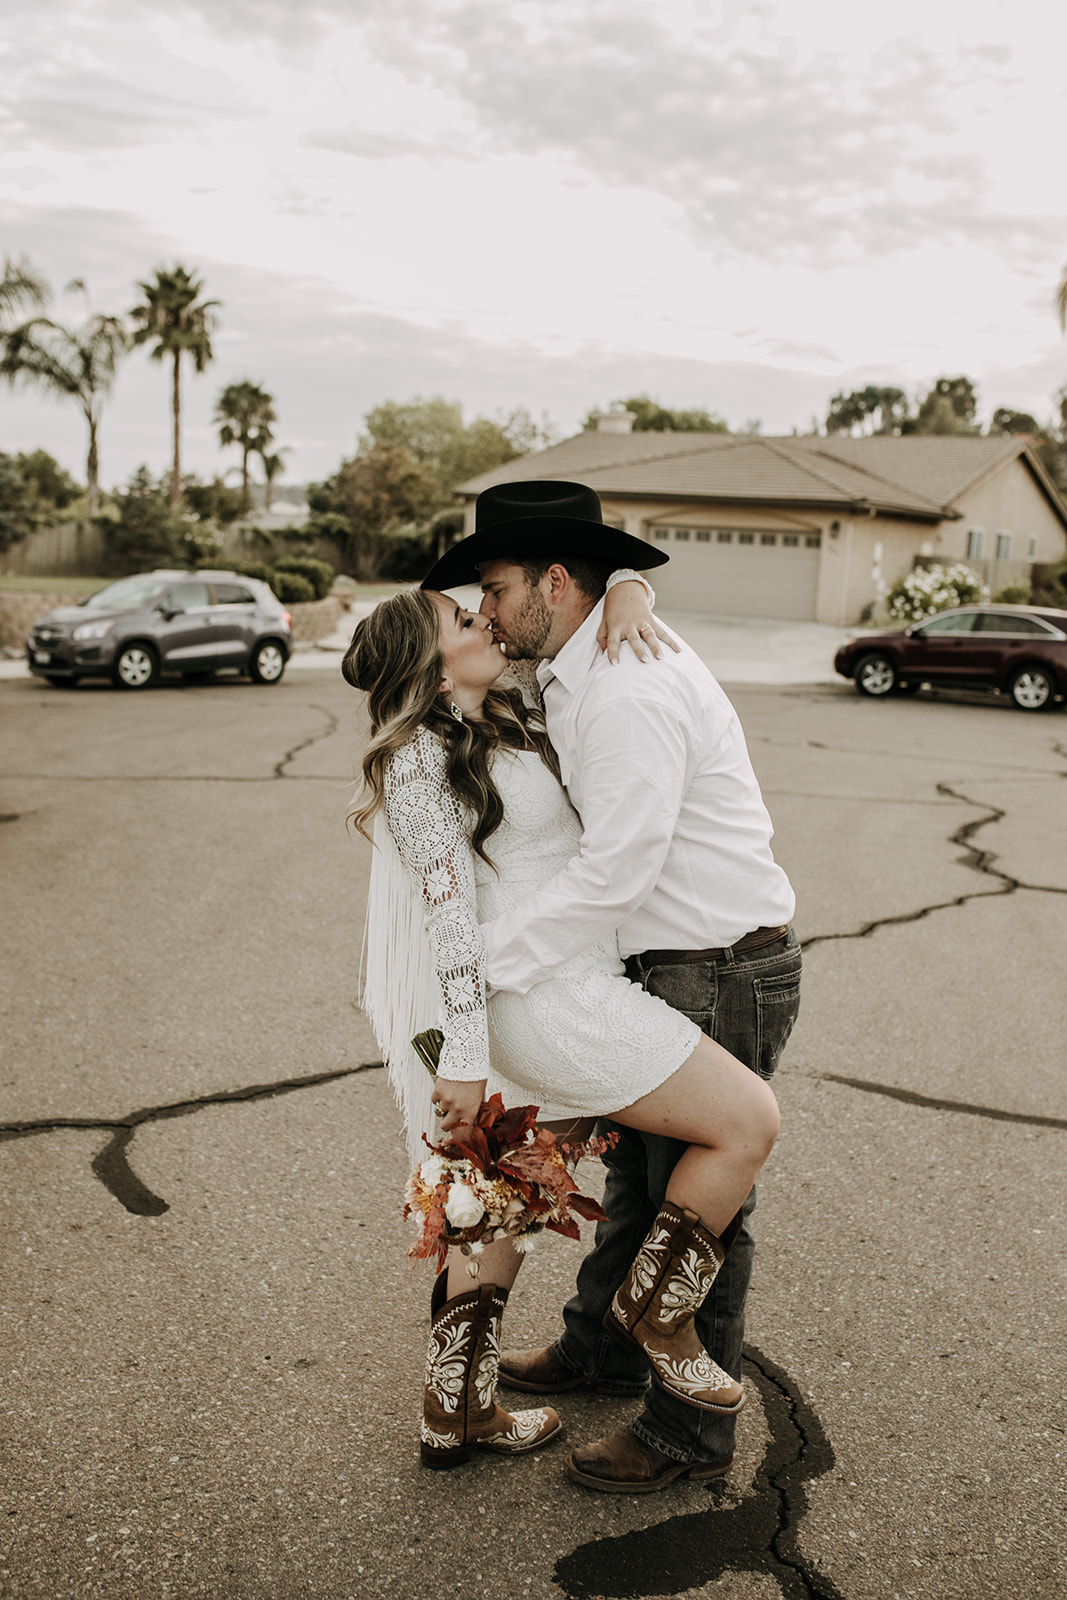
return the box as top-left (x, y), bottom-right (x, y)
top-left (606, 1201), bottom-right (745, 1414)
top-left (421, 1272), bottom-right (565, 1468)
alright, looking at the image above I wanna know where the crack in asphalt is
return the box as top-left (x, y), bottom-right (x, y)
top-left (817, 1074), bottom-right (1067, 1131)
top-left (555, 1344), bottom-right (844, 1600)
top-left (3, 704), bottom-right (341, 784)
top-left (801, 781), bottom-right (1065, 953)
top-left (0, 1062), bottom-right (384, 1215)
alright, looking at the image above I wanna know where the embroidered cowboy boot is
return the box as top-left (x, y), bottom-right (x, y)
top-left (421, 1272), bottom-right (564, 1468)
top-left (606, 1202), bottom-right (745, 1414)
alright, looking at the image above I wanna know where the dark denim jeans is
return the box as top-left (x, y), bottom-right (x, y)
top-left (553, 928), bottom-right (802, 1464)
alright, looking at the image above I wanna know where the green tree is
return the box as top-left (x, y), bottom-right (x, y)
top-left (1057, 265), bottom-right (1067, 333)
top-left (825, 386), bottom-right (911, 435)
top-left (0, 452), bottom-right (37, 557)
top-left (308, 441), bottom-right (437, 580)
top-left (990, 407), bottom-right (1040, 436)
top-left (1, 310), bottom-right (127, 516)
top-left (14, 449), bottom-right (82, 516)
top-left (257, 447), bottom-right (289, 511)
top-left (129, 265), bottom-right (219, 509)
top-left (214, 380), bottom-right (276, 505)
top-left (912, 376), bottom-right (980, 435)
top-left (0, 254), bottom-right (49, 328)
top-left (181, 475), bottom-right (247, 526)
top-left (582, 395), bottom-right (729, 432)
top-left (363, 396), bottom-right (523, 502)
top-left (100, 466), bottom-right (182, 575)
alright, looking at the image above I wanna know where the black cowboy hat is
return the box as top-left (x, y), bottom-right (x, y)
top-left (420, 479), bottom-right (669, 590)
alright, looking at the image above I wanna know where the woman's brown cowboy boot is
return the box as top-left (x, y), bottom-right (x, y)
top-left (421, 1272), bottom-right (565, 1468)
top-left (606, 1201), bottom-right (746, 1414)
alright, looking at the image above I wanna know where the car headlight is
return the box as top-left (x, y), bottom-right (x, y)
top-left (72, 619), bottom-right (114, 641)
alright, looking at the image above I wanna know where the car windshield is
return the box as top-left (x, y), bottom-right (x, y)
top-left (81, 576), bottom-right (172, 611)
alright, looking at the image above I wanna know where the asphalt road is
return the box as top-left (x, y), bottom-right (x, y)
top-left (2, 666), bottom-right (1065, 1600)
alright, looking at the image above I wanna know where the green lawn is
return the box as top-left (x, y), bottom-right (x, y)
top-left (0, 575), bottom-right (106, 595)
top-left (0, 574), bottom-right (409, 598)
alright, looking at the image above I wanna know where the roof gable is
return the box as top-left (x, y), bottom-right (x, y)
top-left (457, 431), bottom-right (1067, 529)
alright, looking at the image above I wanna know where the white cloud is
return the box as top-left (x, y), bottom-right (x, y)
top-left (1, 0), bottom-right (1066, 488)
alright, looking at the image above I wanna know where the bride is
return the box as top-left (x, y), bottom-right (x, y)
top-left (343, 582), bottom-right (780, 1473)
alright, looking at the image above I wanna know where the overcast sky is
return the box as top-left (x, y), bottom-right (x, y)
top-left (2, 0), bottom-right (1066, 492)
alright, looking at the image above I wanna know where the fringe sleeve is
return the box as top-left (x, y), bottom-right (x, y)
top-left (361, 727), bottom-right (490, 1165)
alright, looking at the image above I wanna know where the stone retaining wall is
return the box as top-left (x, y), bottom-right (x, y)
top-left (0, 593), bottom-right (84, 650)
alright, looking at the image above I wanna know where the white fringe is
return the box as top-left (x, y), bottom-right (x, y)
top-left (360, 812), bottom-right (442, 1167)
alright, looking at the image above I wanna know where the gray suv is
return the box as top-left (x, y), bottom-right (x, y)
top-left (26, 570), bottom-right (294, 689)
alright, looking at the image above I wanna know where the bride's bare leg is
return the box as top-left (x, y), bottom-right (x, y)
top-left (610, 1032), bottom-right (780, 1235)
top-left (446, 1236), bottom-right (523, 1299)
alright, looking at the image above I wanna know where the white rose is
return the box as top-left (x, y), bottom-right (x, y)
top-left (419, 1154), bottom-right (448, 1188)
top-left (444, 1181), bottom-right (483, 1229)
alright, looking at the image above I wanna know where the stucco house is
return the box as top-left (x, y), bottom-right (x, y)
top-left (457, 417), bottom-right (1067, 625)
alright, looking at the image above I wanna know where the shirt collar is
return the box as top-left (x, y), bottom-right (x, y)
top-left (535, 598), bottom-right (605, 694)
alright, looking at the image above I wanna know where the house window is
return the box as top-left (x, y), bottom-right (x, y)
top-left (966, 528), bottom-right (984, 559)
top-left (738, 532), bottom-right (754, 545)
top-left (995, 533), bottom-right (1012, 561)
top-left (804, 534), bottom-right (821, 549)
top-left (782, 534), bottom-right (799, 547)
top-left (1028, 535), bottom-right (1038, 558)
top-left (716, 530), bottom-right (732, 543)
top-left (760, 533), bottom-right (777, 546)
top-left (674, 528), bottom-right (690, 541)
top-left (696, 529), bottom-right (711, 542)
top-left (653, 527), bottom-right (670, 541)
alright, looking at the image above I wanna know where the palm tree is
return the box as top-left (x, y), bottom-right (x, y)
top-left (129, 265), bottom-right (219, 507)
top-left (258, 447), bottom-right (289, 512)
top-left (1, 312), bottom-right (127, 516)
top-left (214, 380), bottom-right (276, 506)
top-left (1058, 265), bottom-right (1067, 333)
top-left (0, 254), bottom-right (49, 327)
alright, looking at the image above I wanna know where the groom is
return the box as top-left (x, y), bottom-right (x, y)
top-left (421, 479), bottom-right (801, 1494)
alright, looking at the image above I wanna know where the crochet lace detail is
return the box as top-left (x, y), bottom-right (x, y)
top-left (383, 727), bottom-right (490, 1083)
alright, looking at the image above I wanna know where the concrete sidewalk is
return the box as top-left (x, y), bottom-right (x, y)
top-left (297, 600), bottom-right (852, 686)
top-left (1, 608), bottom-right (851, 687)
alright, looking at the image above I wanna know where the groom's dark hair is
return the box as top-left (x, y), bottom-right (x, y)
top-left (517, 554), bottom-right (611, 600)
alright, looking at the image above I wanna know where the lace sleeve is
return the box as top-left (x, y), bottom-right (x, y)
top-left (382, 729), bottom-right (490, 1082)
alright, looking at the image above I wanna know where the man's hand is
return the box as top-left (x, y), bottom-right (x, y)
top-left (431, 1077), bottom-right (487, 1136)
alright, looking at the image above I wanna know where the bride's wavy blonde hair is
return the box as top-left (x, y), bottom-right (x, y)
top-left (343, 588), bottom-right (559, 864)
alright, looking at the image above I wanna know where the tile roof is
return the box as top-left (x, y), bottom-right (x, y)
top-left (458, 432), bottom-right (1043, 522)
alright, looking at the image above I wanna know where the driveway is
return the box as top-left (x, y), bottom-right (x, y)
top-left (1, 665), bottom-right (1064, 1599)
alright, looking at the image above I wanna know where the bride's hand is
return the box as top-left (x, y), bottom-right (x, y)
top-left (598, 581), bottom-right (679, 665)
top-left (432, 1078), bottom-right (487, 1136)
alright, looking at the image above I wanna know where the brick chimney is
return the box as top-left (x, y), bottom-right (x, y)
top-left (595, 403), bottom-right (635, 435)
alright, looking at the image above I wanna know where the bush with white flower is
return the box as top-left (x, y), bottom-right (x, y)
top-left (886, 563), bottom-right (989, 624)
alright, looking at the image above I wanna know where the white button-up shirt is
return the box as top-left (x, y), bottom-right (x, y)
top-left (481, 599), bottom-right (795, 996)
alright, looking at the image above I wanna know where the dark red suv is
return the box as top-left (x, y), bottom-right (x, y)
top-left (834, 605), bottom-right (1067, 712)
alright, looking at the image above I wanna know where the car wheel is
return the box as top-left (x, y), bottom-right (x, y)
top-left (1008, 665), bottom-right (1055, 712)
top-left (111, 643), bottom-right (158, 690)
top-left (854, 652), bottom-right (898, 698)
top-left (249, 641), bottom-right (286, 684)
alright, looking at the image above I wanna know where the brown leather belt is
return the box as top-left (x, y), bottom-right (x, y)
top-left (627, 925), bottom-right (792, 970)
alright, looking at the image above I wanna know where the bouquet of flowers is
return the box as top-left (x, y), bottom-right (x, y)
top-left (404, 1029), bottom-right (617, 1274)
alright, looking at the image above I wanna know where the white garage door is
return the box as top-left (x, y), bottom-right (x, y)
top-left (644, 526), bottom-right (822, 621)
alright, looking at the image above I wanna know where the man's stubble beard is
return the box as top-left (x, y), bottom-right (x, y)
top-left (500, 585), bottom-right (553, 659)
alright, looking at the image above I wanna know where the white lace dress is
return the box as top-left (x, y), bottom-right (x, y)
top-left (363, 725), bottom-right (699, 1162)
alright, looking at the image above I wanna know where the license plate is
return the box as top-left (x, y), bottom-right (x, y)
top-left (34, 650), bottom-right (51, 664)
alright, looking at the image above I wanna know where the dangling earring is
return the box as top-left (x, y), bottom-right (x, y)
top-left (450, 701), bottom-right (464, 723)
